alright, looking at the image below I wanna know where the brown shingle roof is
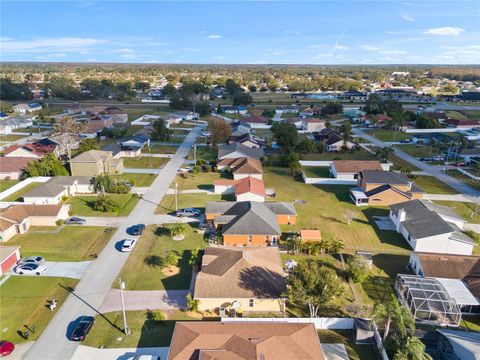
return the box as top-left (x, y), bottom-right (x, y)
top-left (168, 322), bottom-right (324, 360)
top-left (234, 177), bottom-right (265, 197)
top-left (0, 204), bottom-right (64, 230)
top-left (333, 160), bottom-right (383, 174)
top-left (232, 158), bottom-right (263, 174)
top-left (0, 157), bottom-right (37, 173)
top-left (194, 246), bottom-right (286, 299)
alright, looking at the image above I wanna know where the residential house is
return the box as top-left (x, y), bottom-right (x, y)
top-left (368, 113), bottom-right (391, 126)
top-left (22, 176), bottom-right (94, 205)
top-left (0, 115), bottom-right (34, 131)
top-left (231, 121), bottom-right (251, 136)
top-left (329, 160), bottom-right (388, 180)
top-left (0, 157), bottom-right (38, 180)
top-left (70, 150), bottom-right (124, 176)
top-left (30, 137), bottom-right (70, 158)
top-left (217, 143), bottom-right (264, 160)
top-left (325, 133), bottom-right (356, 152)
top-left (0, 204), bottom-right (70, 242)
top-left (350, 170), bottom-right (424, 206)
top-left (411, 133), bottom-right (451, 145)
top-left (283, 117), bottom-right (304, 129)
top-left (446, 119), bottom-right (480, 129)
top-left (13, 103), bottom-right (42, 114)
top-left (302, 118), bottom-right (326, 133)
top-left (2, 144), bottom-right (44, 159)
top-left (120, 134), bottom-right (150, 151)
top-left (214, 177), bottom-right (266, 202)
top-left (390, 199), bottom-right (475, 255)
top-left (193, 246), bottom-right (287, 313)
top-left (0, 246), bottom-right (21, 275)
top-left (217, 157), bottom-right (263, 180)
top-left (409, 252), bottom-right (480, 314)
top-left (170, 111), bottom-right (199, 121)
top-left (341, 89), bottom-right (368, 102)
top-left (82, 117), bottom-right (114, 138)
top-left (227, 133), bottom-right (265, 148)
top-left (168, 322), bottom-right (324, 360)
top-left (240, 116), bottom-right (269, 128)
top-left (300, 106), bottom-right (321, 117)
top-left (206, 201), bottom-right (296, 246)
top-left (275, 105), bottom-right (298, 114)
top-left (455, 147), bottom-right (480, 163)
top-left (223, 105), bottom-right (248, 115)
top-left (431, 330), bottom-right (480, 360)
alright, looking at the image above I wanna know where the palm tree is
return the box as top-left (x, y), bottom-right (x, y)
top-left (170, 223), bottom-right (186, 238)
top-left (287, 233), bottom-right (303, 254)
top-left (92, 174), bottom-right (113, 194)
top-left (393, 335), bottom-right (431, 360)
top-left (373, 296), bottom-right (400, 340)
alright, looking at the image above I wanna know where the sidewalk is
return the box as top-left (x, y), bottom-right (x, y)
top-left (72, 345), bottom-right (169, 360)
top-left (99, 289), bottom-right (188, 312)
top-left (423, 194), bottom-right (476, 202)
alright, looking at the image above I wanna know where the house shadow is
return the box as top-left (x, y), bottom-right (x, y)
top-left (361, 207), bottom-right (410, 250)
top-left (372, 253), bottom-right (411, 278)
top-left (361, 275), bottom-right (394, 304)
top-left (238, 266), bottom-right (286, 298)
top-left (134, 315), bottom-right (178, 349)
top-left (160, 250), bottom-right (193, 290)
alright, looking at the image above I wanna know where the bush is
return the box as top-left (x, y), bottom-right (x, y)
top-left (346, 255), bottom-right (370, 283)
top-left (55, 219), bottom-right (64, 226)
top-left (163, 251), bottom-right (180, 268)
top-left (465, 230), bottom-right (480, 244)
top-left (92, 194), bottom-right (120, 212)
top-left (109, 184), bottom-right (130, 194)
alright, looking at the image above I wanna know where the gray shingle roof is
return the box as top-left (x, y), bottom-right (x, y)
top-left (361, 170), bottom-right (411, 185)
top-left (25, 176), bottom-right (93, 198)
top-left (217, 142), bottom-right (264, 160)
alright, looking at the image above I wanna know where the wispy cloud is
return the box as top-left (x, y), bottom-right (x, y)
top-left (181, 48), bottom-right (202, 52)
top-left (333, 45), bottom-right (349, 51)
top-left (0, 37), bottom-right (107, 53)
top-left (361, 45), bottom-right (379, 51)
top-left (424, 26), bottom-right (465, 36)
top-left (401, 14), bottom-right (415, 22)
top-left (379, 50), bottom-right (408, 55)
top-left (208, 34), bottom-right (222, 39)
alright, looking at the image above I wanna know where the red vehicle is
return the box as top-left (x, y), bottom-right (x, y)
top-left (0, 341), bottom-right (14, 357)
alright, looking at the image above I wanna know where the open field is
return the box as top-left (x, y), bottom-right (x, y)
top-left (187, 146), bottom-right (216, 161)
top-left (434, 201), bottom-right (480, 224)
top-left (116, 224), bottom-right (206, 290)
top-left (110, 173), bottom-right (157, 187)
top-left (142, 145), bottom-right (178, 154)
top-left (173, 172), bottom-right (223, 190)
top-left (0, 134), bottom-right (27, 141)
top-left (302, 166), bottom-right (331, 178)
top-left (156, 193), bottom-right (224, 214)
top-left (317, 330), bottom-right (376, 360)
top-left (445, 169), bottom-right (480, 191)
top-left (123, 157), bottom-right (169, 169)
top-left (364, 129), bottom-right (413, 142)
top-left (2, 181), bottom-right (44, 201)
top-left (8, 226), bottom-right (114, 261)
top-left (0, 179), bottom-right (19, 192)
top-left (0, 276), bottom-right (78, 343)
top-left (68, 194), bottom-right (140, 217)
top-left (412, 175), bottom-right (458, 194)
top-left (394, 144), bottom-right (439, 158)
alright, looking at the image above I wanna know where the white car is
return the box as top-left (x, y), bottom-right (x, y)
top-left (121, 239), bottom-right (137, 252)
top-left (15, 263), bottom-right (47, 275)
top-left (178, 167), bottom-right (193, 173)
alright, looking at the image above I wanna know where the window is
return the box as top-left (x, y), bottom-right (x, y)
top-left (249, 299), bottom-right (254, 307)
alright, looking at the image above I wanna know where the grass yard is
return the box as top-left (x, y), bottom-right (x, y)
top-left (83, 310), bottom-right (205, 348)
top-left (0, 134), bottom-right (27, 141)
top-left (2, 181), bottom-right (44, 201)
top-left (460, 316), bottom-right (480, 332)
top-left (187, 146), bottom-right (216, 161)
top-left (301, 149), bottom-right (375, 161)
top-left (0, 179), bottom-right (19, 192)
top-left (446, 110), bottom-right (468, 119)
top-left (10, 126), bottom-right (42, 133)
top-left (174, 172), bottom-right (223, 191)
top-left (365, 129), bottom-right (412, 142)
top-left (251, 129), bottom-right (274, 141)
top-left (394, 144), bottom-right (439, 158)
top-left (434, 201), bottom-right (480, 223)
top-left (8, 226), bottom-right (114, 261)
top-left (265, 167), bottom-right (410, 253)
top-left (142, 145), bottom-right (179, 154)
top-left (0, 276), bottom-right (78, 343)
top-left (116, 224), bottom-right (206, 290)
top-left (123, 157), bottom-right (169, 169)
top-left (445, 169), bottom-right (480, 191)
top-left (110, 173), bottom-right (157, 187)
top-left (68, 194), bottom-right (139, 217)
top-left (390, 155), bottom-right (420, 171)
top-left (156, 193), bottom-right (224, 214)
top-left (302, 166), bottom-right (331, 178)
top-left (413, 175), bottom-right (458, 194)
top-left (317, 330), bottom-right (376, 360)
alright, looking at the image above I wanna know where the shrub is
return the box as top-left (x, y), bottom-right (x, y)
top-left (163, 251), bottom-right (180, 268)
top-left (109, 184), bottom-right (130, 194)
top-left (186, 293), bottom-right (200, 312)
top-left (92, 194), bottom-right (120, 212)
top-left (55, 219), bottom-right (64, 226)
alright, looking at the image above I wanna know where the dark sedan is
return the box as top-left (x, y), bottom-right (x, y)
top-left (128, 224), bottom-right (145, 236)
top-left (70, 316), bottom-right (95, 341)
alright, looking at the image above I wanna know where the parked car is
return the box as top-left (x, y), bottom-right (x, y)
top-left (176, 208), bottom-right (201, 217)
top-left (400, 139), bottom-right (411, 143)
top-left (0, 341), bottom-right (14, 357)
top-left (126, 355), bottom-right (160, 360)
top-left (65, 217), bottom-right (87, 225)
top-left (15, 263), bottom-right (47, 276)
top-left (70, 316), bottom-right (95, 341)
top-left (17, 256), bottom-right (45, 266)
top-left (453, 162), bottom-right (465, 167)
top-left (128, 224), bottom-right (145, 236)
top-left (178, 166), bottom-right (193, 173)
top-left (121, 239), bottom-right (137, 252)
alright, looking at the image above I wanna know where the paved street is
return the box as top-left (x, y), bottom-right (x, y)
top-left (24, 124), bottom-right (204, 360)
top-left (99, 289), bottom-right (188, 312)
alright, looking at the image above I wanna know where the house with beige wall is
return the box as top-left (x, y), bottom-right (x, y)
top-left (194, 246), bottom-right (286, 314)
top-left (217, 157), bottom-right (263, 180)
top-left (22, 176), bottom-right (93, 205)
top-left (70, 150), bottom-right (124, 177)
top-left (213, 177), bottom-right (266, 202)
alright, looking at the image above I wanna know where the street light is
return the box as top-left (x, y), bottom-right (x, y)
top-left (119, 279), bottom-right (130, 335)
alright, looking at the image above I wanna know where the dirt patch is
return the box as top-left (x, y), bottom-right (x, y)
top-left (162, 266), bottom-right (180, 276)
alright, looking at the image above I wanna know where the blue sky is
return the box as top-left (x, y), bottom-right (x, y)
top-left (1, 1), bottom-right (479, 64)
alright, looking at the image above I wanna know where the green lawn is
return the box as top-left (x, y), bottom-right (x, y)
top-left (174, 172), bottom-right (223, 191)
top-left (365, 129), bottom-right (412, 142)
top-left (302, 166), bottom-right (331, 178)
top-left (2, 181), bottom-right (45, 201)
top-left (110, 173), bottom-right (157, 187)
top-left (394, 144), bottom-right (440, 158)
top-left (123, 157), bottom-right (169, 169)
top-left (68, 194), bottom-right (139, 217)
top-left (9, 126), bottom-right (43, 133)
top-left (265, 167), bottom-right (410, 253)
top-left (116, 224), bottom-right (206, 290)
top-left (0, 134), bottom-right (27, 141)
top-left (0, 179), bottom-right (19, 192)
top-left (156, 193), bottom-right (224, 214)
top-left (434, 201), bottom-right (480, 223)
top-left (142, 145), bottom-right (179, 154)
top-left (83, 310), bottom-right (204, 348)
top-left (445, 169), bottom-right (480, 191)
top-left (390, 155), bottom-right (420, 171)
top-left (301, 149), bottom-right (375, 161)
top-left (187, 146), bottom-right (216, 161)
top-left (8, 226), bottom-right (114, 261)
top-left (251, 129), bottom-right (274, 141)
top-left (413, 175), bottom-right (458, 194)
top-left (0, 276), bottom-right (78, 343)
top-left (460, 316), bottom-right (480, 332)
top-left (317, 330), bottom-right (376, 360)
top-left (446, 110), bottom-right (468, 119)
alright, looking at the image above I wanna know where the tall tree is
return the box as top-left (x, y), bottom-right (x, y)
top-left (53, 116), bottom-right (86, 160)
top-left (207, 117), bottom-right (231, 147)
top-left (93, 174), bottom-right (113, 194)
top-left (272, 122), bottom-right (298, 151)
top-left (151, 119), bottom-right (170, 141)
top-left (340, 124), bottom-right (352, 146)
top-left (21, 153), bottom-right (68, 179)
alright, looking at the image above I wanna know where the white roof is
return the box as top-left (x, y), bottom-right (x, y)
top-left (436, 278), bottom-right (480, 306)
top-left (350, 188), bottom-right (368, 200)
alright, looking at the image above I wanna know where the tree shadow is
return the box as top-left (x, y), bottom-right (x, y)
top-left (372, 253), bottom-right (410, 278)
top-left (238, 266), bottom-right (286, 298)
top-left (144, 255), bottom-right (164, 268)
top-left (361, 275), bottom-right (394, 304)
top-left (154, 226), bottom-right (170, 236)
top-left (313, 185), bottom-right (355, 204)
top-left (160, 250), bottom-right (193, 290)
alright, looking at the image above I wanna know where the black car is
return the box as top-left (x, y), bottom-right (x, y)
top-left (70, 316), bottom-right (95, 341)
top-left (128, 224), bottom-right (145, 236)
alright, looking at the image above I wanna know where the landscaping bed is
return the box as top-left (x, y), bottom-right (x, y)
top-left (123, 157), bottom-right (169, 169)
top-left (68, 194), bottom-right (139, 217)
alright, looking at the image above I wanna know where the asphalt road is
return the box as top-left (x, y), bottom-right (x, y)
top-left (24, 124), bottom-right (204, 360)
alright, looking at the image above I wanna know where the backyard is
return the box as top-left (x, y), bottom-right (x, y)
top-left (302, 166), bottom-right (331, 178)
top-left (434, 201), bottom-right (480, 224)
top-left (115, 224), bottom-right (206, 290)
top-left (8, 226), bottom-right (114, 261)
top-left (0, 276), bottom-right (78, 343)
top-left (123, 157), bottom-right (169, 169)
top-left (186, 146), bottom-right (216, 162)
top-left (301, 149), bottom-right (375, 161)
top-left (142, 144), bottom-right (179, 154)
top-left (317, 330), bottom-right (376, 360)
top-left (173, 172), bottom-right (223, 191)
top-left (394, 144), bottom-right (440, 158)
top-left (68, 194), bottom-right (140, 217)
top-left (1, 181), bottom-right (45, 201)
top-left (0, 134), bottom-right (28, 141)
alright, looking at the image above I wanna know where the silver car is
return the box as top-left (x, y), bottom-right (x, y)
top-left (17, 256), bottom-right (45, 266)
top-left (15, 263), bottom-right (47, 275)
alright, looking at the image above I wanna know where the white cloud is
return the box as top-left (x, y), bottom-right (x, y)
top-left (115, 48), bottom-right (135, 54)
top-left (361, 45), bottom-right (379, 51)
top-left (333, 45), bottom-right (349, 51)
top-left (424, 27), bottom-right (465, 36)
top-left (181, 48), bottom-right (202, 52)
top-left (0, 37), bottom-right (107, 53)
top-left (313, 53), bottom-right (334, 59)
top-left (401, 14), bottom-right (415, 22)
top-left (208, 34), bottom-right (222, 39)
top-left (379, 50), bottom-right (408, 55)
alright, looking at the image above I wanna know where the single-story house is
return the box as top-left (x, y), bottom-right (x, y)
top-left (341, 90), bottom-right (368, 102)
top-left (168, 322), bottom-right (324, 360)
top-left (228, 133), bottom-right (265, 149)
top-left (454, 147), bottom-right (480, 163)
top-left (239, 116), bottom-right (269, 128)
top-left (193, 246), bottom-right (287, 313)
top-left (217, 157), bottom-right (263, 180)
top-left (300, 229), bottom-right (321, 242)
top-left (283, 117), bottom-right (304, 129)
top-left (214, 177), bottom-right (265, 202)
top-left (409, 252), bottom-right (480, 314)
top-left (22, 176), bottom-right (94, 205)
top-left (275, 105), bottom-right (298, 114)
top-left (0, 157), bottom-right (38, 180)
top-left (0, 115), bottom-right (34, 131)
top-left (0, 204), bottom-right (70, 242)
top-left (390, 199), bottom-right (475, 255)
top-left (329, 160), bottom-right (385, 180)
top-left (0, 123), bottom-right (12, 135)
top-left (170, 111), bottom-right (199, 121)
top-left (0, 246), bottom-right (21, 275)
top-left (302, 117), bottom-right (326, 133)
top-left (325, 134), bottom-right (356, 152)
top-left (206, 201), bottom-right (296, 246)
top-left (446, 118), bottom-right (480, 129)
top-left (230, 121), bottom-right (251, 136)
top-left (223, 105), bottom-right (248, 115)
top-left (120, 134), bottom-right (150, 151)
top-left (350, 170), bottom-right (424, 206)
top-left (300, 106), bottom-right (321, 117)
top-left (217, 142), bottom-right (264, 160)
top-left (70, 150), bottom-right (124, 177)
top-left (3, 143), bottom-right (49, 159)
top-left (411, 133), bottom-right (451, 145)
top-left (13, 103), bottom-right (42, 114)
top-left (370, 113), bottom-right (391, 125)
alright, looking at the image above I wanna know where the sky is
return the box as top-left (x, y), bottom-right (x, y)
top-left (1, 0), bottom-right (479, 64)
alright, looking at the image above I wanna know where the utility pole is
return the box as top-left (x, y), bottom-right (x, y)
top-left (119, 279), bottom-right (130, 335)
top-left (175, 182), bottom-right (178, 212)
top-left (193, 144), bottom-right (197, 166)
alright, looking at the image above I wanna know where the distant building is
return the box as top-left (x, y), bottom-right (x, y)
top-left (302, 117), bottom-right (325, 133)
top-left (22, 176), bottom-right (94, 205)
top-left (13, 103), bottom-right (42, 114)
top-left (70, 150), bottom-right (124, 177)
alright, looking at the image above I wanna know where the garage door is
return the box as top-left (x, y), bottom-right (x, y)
top-left (1, 252), bottom-right (18, 275)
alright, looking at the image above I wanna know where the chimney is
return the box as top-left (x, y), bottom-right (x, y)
top-left (407, 181), bottom-right (413, 191)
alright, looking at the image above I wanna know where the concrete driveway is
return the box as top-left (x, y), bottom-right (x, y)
top-left (72, 345), bottom-right (169, 360)
top-left (9, 261), bottom-right (93, 280)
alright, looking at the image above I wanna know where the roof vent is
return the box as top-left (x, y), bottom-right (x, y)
top-left (248, 337), bottom-right (262, 343)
